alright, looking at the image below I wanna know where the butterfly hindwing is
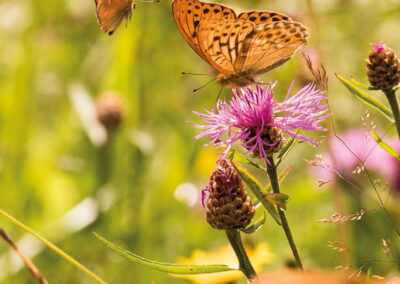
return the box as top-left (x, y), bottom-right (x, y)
top-left (235, 21), bottom-right (309, 74)
top-left (172, 0), bottom-right (236, 61)
top-left (197, 18), bottom-right (255, 74)
top-left (95, 0), bottom-right (134, 35)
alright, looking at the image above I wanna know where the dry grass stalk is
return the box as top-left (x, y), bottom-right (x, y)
top-left (319, 210), bottom-right (368, 224)
top-left (302, 51), bottom-right (329, 91)
top-left (0, 227), bottom-right (48, 284)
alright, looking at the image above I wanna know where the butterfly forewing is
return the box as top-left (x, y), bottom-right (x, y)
top-left (172, 0), bottom-right (236, 61)
top-left (238, 11), bottom-right (292, 25)
top-left (235, 21), bottom-right (309, 74)
top-left (197, 18), bottom-right (255, 75)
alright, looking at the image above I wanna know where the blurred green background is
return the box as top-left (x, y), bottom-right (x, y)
top-left (1, 0), bottom-right (400, 283)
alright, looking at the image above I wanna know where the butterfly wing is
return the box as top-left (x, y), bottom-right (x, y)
top-left (197, 18), bottom-right (255, 75)
top-left (238, 11), bottom-right (292, 25)
top-left (95, 0), bottom-right (134, 35)
top-left (172, 0), bottom-right (236, 62)
top-left (234, 21), bottom-right (309, 74)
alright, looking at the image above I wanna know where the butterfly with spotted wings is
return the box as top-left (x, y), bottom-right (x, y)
top-left (172, 0), bottom-right (309, 88)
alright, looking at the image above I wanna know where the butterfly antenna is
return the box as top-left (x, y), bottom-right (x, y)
top-left (193, 78), bottom-right (217, 93)
top-left (181, 71), bottom-right (212, 76)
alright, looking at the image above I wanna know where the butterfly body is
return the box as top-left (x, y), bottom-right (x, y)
top-left (216, 72), bottom-right (256, 88)
top-left (172, 0), bottom-right (309, 88)
top-left (95, 0), bottom-right (135, 35)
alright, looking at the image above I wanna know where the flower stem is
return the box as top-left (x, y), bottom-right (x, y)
top-left (0, 209), bottom-right (107, 284)
top-left (225, 230), bottom-right (257, 280)
top-left (266, 156), bottom-right (304, 270)
top-left (384, 89), bottom-right (400, 141)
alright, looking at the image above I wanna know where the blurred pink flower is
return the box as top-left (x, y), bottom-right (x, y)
top-left (190, 82), bottom-right (329, 164)
top-left (316, 130), bottom-right (400, 190)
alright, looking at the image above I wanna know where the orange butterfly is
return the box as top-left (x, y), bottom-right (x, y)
top-left (172, 0), bottom-right (309, 88)
top-left (94, 0), bottom-right (135, 35)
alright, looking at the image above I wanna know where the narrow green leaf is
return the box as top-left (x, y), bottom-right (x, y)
top-left (227, 149), bottom-right (267, 172)
top-left (349, 76), bottom-right (379, 91)
top-left (276, 131), bottom-right (302, 166)
top-left (232, 162), bottom-right (281, 225)
top-left (265, 193), bottom-right (290, 211)
top-left (335, 73), bottom-right (394, 122)
top-left (264, 163), bottom-right (293, 193)
top-left (371, 132), bottom-right (400, 160)
top-left (94, 233), bottom-right (238, 274)
top-left (241, 213), bottom-right (266, 234)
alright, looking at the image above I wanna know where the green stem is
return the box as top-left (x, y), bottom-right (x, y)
top-left (0, 209), bottom-right (107, 284)
top-left (266, 157), bottom-right (304, 271)
top-left (384, 89), bottom-right (400, 141)
top-left (225, 230), bottom-right (257, 280)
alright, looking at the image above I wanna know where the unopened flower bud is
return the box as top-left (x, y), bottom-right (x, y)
top-left (96, 91), bottom-right (123, 129)
top-left (366, 42), bottom-right (400, 91)
top-left (204, 160), bottom-right (255, 230)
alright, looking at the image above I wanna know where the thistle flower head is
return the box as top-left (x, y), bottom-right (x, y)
top-left (366, 41), bottom-right (400, 90)
top-left (191, 82), bottom-right (329, 164)
top-left (203, 159), bottom-right (255, 230)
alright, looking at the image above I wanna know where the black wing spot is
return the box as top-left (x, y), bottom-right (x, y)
top-left (285, 38), bottom-right (291, 42)
top-left (264, 27), bottom-right (271, 31)
top-left (266, 33), bottom-right (273, 38)
top-left (192, 31), bottom-right (197, 38)
top-left (270, 12), bottom-right (276, 16)
top-left (231, 32), bottom-right (236, 36)
top-left (289, 28), bottom-right (297, 33)
top-left (194, 13), bottom-right (199, 17)
top-left (260, 16), bottom-right (268, 21)
top-left (249, 16), bottom-right (257, 21)
top-left (187, 9), bottom-right (192, 14)
top-left (295, 33), bottom-right (302, 38)
top-left (272, 17), bottom-right (280, 21)
top-left (276, 31), bottom-right (282, 35)
top-left (223, 11), bottom-right (231, 16)
top-left (280, 34), bottom-right (286, 39)
top-left (203, 8), bottom-right (210, 14)
top-left (223, 32), bottom-right (228, 36)
top-left (213, 8), bottom-right (220, 14)
top-left (194, 20), bottom-right (200, 28)
top-left (209, 3), bottom-right (215, 7)
top-left (273, 25), bottom-right (280, 30)
top-left (214, 36), bottom-right (221, 41)
top-left (195, 5), bottom-right (200, 9)
top-left (282, 16), bottom-right (289, 20)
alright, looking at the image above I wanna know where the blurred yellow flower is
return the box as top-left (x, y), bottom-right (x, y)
top-left (174, 242), bottom-right (274, 284)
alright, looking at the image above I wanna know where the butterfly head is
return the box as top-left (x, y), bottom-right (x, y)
top-left (216, 73), bottom-right (256, 88)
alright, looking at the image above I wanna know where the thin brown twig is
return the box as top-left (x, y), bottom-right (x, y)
top-left (0, 227), bottom-right (48, 284)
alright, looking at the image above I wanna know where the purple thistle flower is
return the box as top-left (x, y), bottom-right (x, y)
top-left (190, 82), bottom-right (330, 165)
top-left (370, 41), bottom-right (385, 53)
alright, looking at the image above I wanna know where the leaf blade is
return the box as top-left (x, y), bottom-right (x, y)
top-left (94, 233), bottom-right (239, 274)
top-left (335, 73), bottom-right (394, 122)
top-left (241, 213), bottom-right (266, 234)
top-left (371, 132), bottom-right (400, 160)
